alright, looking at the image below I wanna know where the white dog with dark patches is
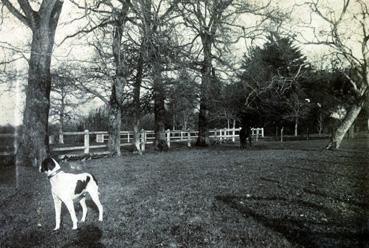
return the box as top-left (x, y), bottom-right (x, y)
top-left (40, 157), bottom-right (103, 230)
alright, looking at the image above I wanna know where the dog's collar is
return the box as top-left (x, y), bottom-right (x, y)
top-left (48, 168), bottom-right (62, 180)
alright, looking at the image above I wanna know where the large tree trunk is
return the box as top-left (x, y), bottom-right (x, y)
top-left (108, 85), bottom-right (123, 156)
top-left (153, 62), bottom-right (166, 144)
top-left (108, 4), bottom-right (130, 156)
top-left (196, 38), bottom-right (212, 146)
top-left (16, 3), bottom-right (64, 167)
top-left (326, 103), bottom-right (363, 149)
top-left (133, 47), bottom-right (143, 154)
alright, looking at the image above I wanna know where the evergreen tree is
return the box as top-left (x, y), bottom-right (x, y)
top-left (235, 33), bottom-right (309, 135)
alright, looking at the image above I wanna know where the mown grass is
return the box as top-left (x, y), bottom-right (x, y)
top-left (1, 138), bottom-right (369, 247)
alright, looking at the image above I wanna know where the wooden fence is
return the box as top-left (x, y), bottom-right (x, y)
top-left (1, 127), bottom-right (264, 156)
top-left (50, 127), bottom-right (264, 154)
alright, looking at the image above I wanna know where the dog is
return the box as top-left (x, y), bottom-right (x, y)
top-left (40, 157), bottom-right (103, 230)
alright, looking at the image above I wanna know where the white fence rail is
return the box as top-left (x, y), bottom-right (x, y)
top-left (50, 127), bottom-right (264, 154)
top-left (0, 127), bottom-right (264, 156)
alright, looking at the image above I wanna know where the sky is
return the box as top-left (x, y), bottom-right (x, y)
top-left (0, 0), bottom-right (361, 126)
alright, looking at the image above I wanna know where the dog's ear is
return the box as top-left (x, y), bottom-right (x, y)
top-left (41, 157), bottom-right (55, 172)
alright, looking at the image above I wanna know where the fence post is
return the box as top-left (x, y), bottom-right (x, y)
top-left (49, 135), bottom-right (54, 145)
top-left (166, 129), bottom-right (171, 148)
top-left (84, 129), bottom-right (90, 154)
top-left (261, 128), bottom-right (264, 137)
top-left (58, 130), bottom-right (64, 144)
top-left (232, 127), bottom-right (236, 142)
top-left (256, 128), bottom-right (259, 142)
top-left (180, 131), bottom-right (183, 141)
top-left (140, 129), bottom-right (146, 152)
top-left (127, 132), bottom-right (130, 143)
top-left (187, 131), bottom-right (191, 147)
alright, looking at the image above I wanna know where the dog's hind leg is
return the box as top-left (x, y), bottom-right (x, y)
top-left (89, 190), bottom-right (103, 221)
top-left (52, 193), bottom-right (62, 230)
top-left (64, 199), bottom-right (78, 230)
top-left (80, 197), bottom-right (87, 222)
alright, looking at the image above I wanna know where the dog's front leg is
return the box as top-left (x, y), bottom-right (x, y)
top-left (52, 193), bottom-right (62, 230)
top-left (64, 199), bottom-right (78, 230)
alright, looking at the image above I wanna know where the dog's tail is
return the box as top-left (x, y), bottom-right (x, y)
top-left (86, 173), bottom-right (99, 194)
top-left (90, 173), bottom-right (98, 185)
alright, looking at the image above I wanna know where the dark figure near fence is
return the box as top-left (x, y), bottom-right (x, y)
top-left (239, 126), bottom-right (252, 149)
top-left (157, 139), bottom-right (169, 152)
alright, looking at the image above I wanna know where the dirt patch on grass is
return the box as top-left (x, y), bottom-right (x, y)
top-left (1, 139), bottom-right (369, 247)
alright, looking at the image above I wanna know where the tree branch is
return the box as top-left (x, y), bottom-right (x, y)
top-left (1, 0), bottom-right (30, 27)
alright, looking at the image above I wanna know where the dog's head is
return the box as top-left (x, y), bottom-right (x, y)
top-left (40, 157), bottom-right (59, 173)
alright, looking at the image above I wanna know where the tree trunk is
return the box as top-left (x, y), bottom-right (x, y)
top-left (326, 103), bottom-right (363, 149)
top-left (196, 38), bottom-right (212, 146)
top-left (108, 85), bottom-right (122, 156)
top-left (275, 126), bottom-right (279, 140)
top-left (280, 126), bottom-right (284, 142)
top-left (294, 117), bottom-right (298, 136)
top-left (132, 46), bottom-right (143, 155)
top-left (16, 4), bottom-right (64, 167)
top-left (184, 119), bottom-right (188, 130)
top-left (348, 123), bottom-right (355, 139)
top-left (58, 109), bottom-right (64, 144)
top-left (59, 98), bottom-right (64, 135)
top-left (318, 112), bottom-right (323, 136)
top-left (108, 4), bottom-right (130, 156)
top-left (153, 62), bottom-right (166, 144)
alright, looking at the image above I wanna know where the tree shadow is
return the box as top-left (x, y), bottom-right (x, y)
top-left (216, 194), bottom-right (369, 248)
top-left (3, 229), bottom-right (47, 248)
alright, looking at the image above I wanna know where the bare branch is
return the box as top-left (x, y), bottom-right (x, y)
top-left (56, 17), bottom-right (114, 46)
top-left (1, 0), bottom-right (30, 27)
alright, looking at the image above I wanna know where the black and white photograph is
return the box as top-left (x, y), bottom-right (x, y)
top-left (0, 0), bottom-right (369, 247)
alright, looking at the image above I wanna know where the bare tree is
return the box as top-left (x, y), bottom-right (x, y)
top-left (131, 40), bottom-right (145, 154)
top-left (1, 0), bottom-right (64, 167)
top-left (132, 0), bottom-right (179, 145)
top-left (304, 0), bottom-right (369, 149)
top-left (50, 64), bottom-right (93, 136)
top-left (50, 72), bottom-right (76, 134)
top-left (69, 0), bottom-right (132, 156)
top-left (108, 0), bottom-right (131, 156)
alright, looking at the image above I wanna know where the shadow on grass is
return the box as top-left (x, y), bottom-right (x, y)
top-left (216, 194), bottom-right (369, 248)
top-left (62, 224), bottom-right (104, 248)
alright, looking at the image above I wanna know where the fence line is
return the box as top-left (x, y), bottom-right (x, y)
top-left (50, 127), bottom-right (264, 154)
top-left (1, 127), bottom-right (264, 156)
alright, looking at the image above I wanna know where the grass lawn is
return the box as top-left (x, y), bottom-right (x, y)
top-left (1, 138), bottom-right (369, 247)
